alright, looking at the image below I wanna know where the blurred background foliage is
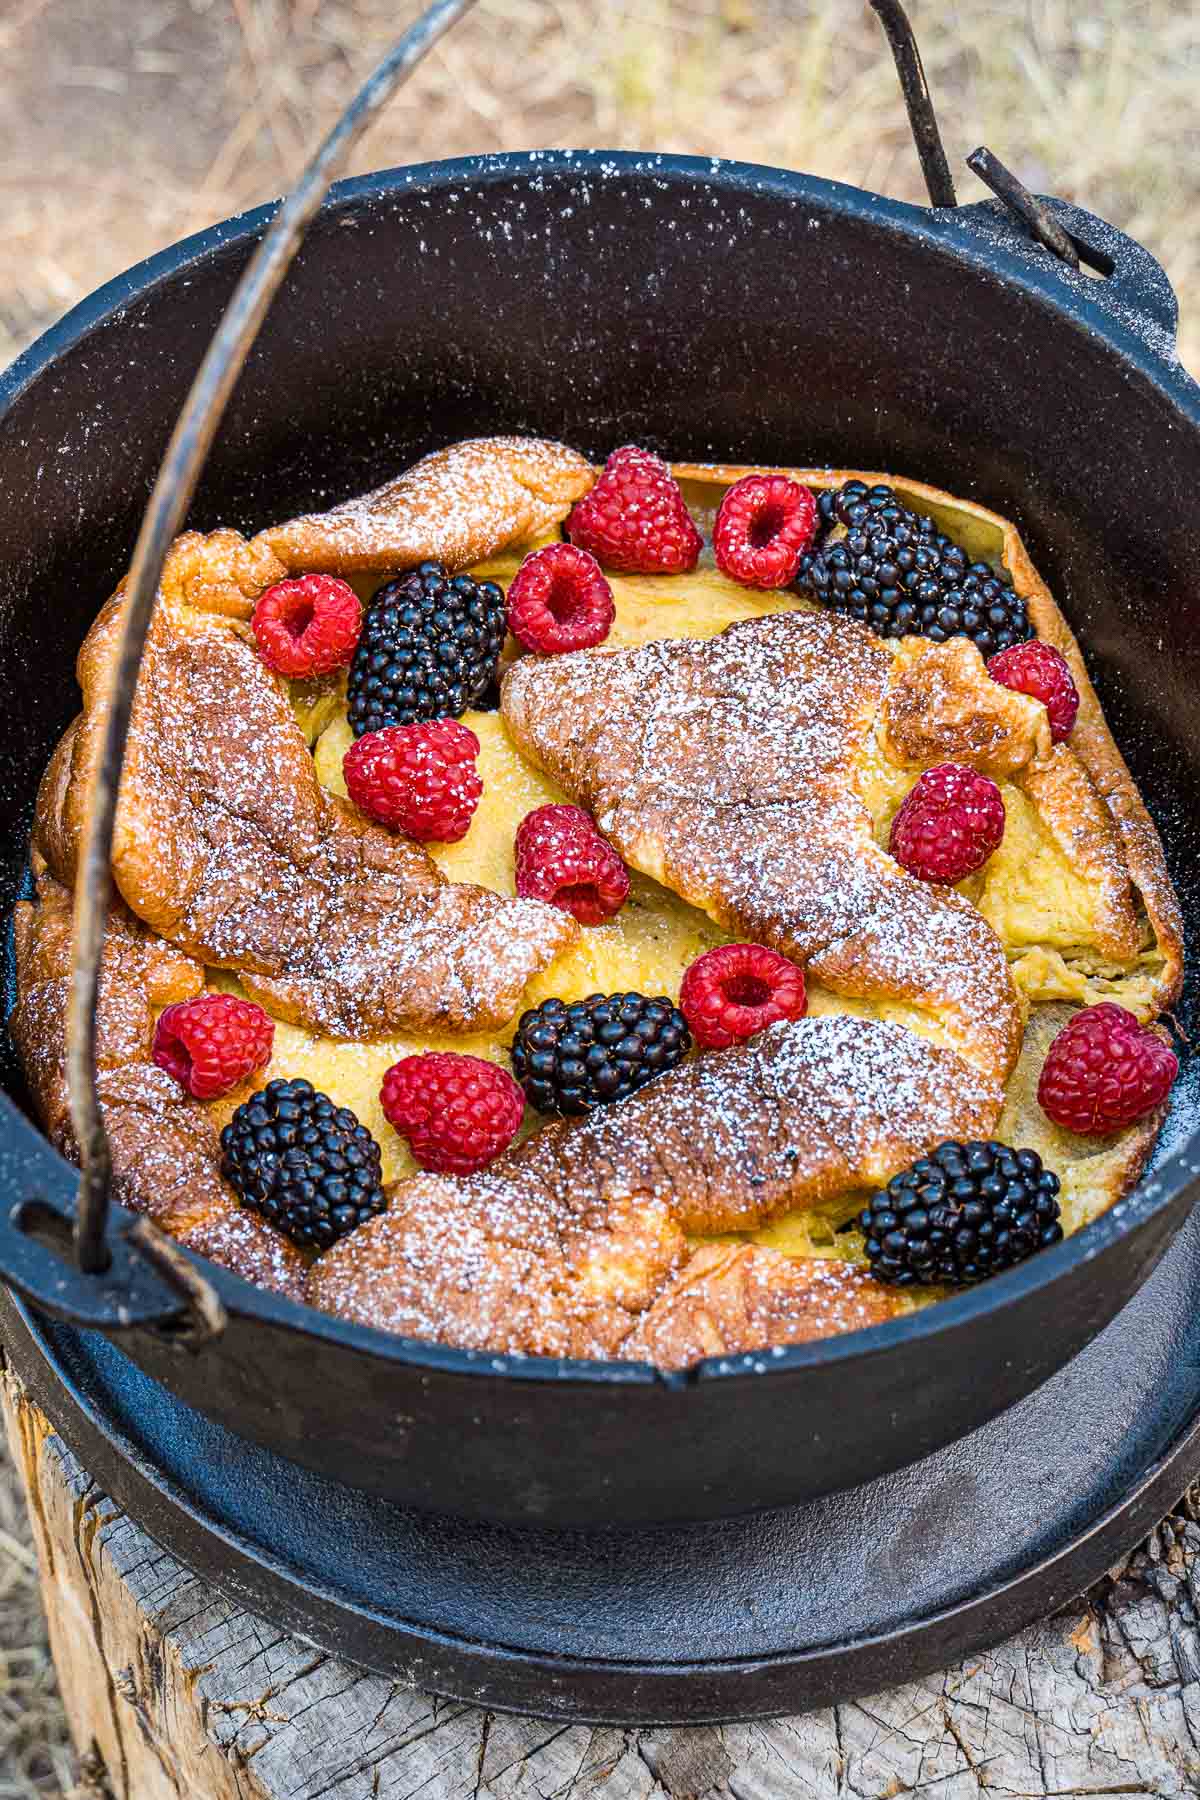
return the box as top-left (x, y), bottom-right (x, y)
top-left (0, 0), bottom-right (1197, 368)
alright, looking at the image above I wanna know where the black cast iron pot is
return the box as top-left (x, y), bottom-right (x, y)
top-left (0, 143), bottom-right (1198, 1525)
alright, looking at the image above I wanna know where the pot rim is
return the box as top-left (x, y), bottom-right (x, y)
top-left (3, 148), bottom-right (1195, 1390)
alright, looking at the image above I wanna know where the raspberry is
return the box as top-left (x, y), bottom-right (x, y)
top-left (514, 803), bottom-right (629, 924)
top-left (889, 763), bottom-right (1005, 883)
top-left (566, 445), bottom-right (703, 575)
top-left (251, 574), bottom-right (361, 678)
top-left (679, 943), bottom-right (807, 1049)
top-left (1038, 1003), bottom-right (1178, 1136)
top-left (988, 640), bottom-right (1080, 743)
top-left (713, 474), bottom-right (818, 589)
top-left (343, 718), bottom-right (481, 841)
top-left (381, 1051), bottom-right (525, 1175)
top-left (153, 993), bottom-right (274, 1099)
top-left (505, 543), bottom-right (615, 654)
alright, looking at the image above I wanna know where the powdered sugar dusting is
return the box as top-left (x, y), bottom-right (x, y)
top-left (260, 436), bottom-right (593, 576)
top-left (503, 609), bottom-right (1023, 1082)
top-left (624, 1241), bottom-right (901, 1368)
top-left (308, 1013), bottom-right (1000, 1360)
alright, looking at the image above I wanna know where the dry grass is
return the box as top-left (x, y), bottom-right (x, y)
top-left (1, 2), bottom-right (1198, 1792)
top-left (0, 0), bottom-right (1197, 368)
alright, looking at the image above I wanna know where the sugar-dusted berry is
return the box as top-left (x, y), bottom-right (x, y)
top-left (343, 717), bottom-right (482, 841)
top-left (679, 943), bottom-right (807, 1049)
top-left (798, 481), bottom-right (1033, 656)
top-left (889, 763), bottom-right (1005, 883)
top-left (1038, 1003), bottom-right (1178, 1135)
top-left (346, 561), bottom-right (505, 738)
top-left (988, 640), bottom-right (1080, 743)
top-left (381, 1051), bottom-right (525, 1176)
top-left (514, 803), bottom-right (629, 924)
top-left (505, 543), bottom-right (615, 654)
top-left (713, 474), bottom-right (817, 589)
top-left (251, 574), bottom-right (361, 678)
top-left (511, 992), bottom-right (691, 1116)
top-left (221, 1078), bottom-right (386, 1249)
top-left (153, 993), bottom-right (274, 1099)
top-left (861, 1139), bottom-right (1063, 1286)
top-left (567, 445), bottom-right (702, 575)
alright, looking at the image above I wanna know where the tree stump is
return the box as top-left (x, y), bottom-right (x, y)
top-left (6, 1367), bottom-right (1200, 1800)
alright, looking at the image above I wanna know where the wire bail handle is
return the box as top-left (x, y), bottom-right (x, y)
top-left (64, 0), bottom-right (481, 1324)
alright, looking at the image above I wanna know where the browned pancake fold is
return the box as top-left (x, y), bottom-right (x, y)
top-left (502, 609), bottom-right (1025, 1085)
top-left (624, 1243), bottom-right (900, 1369)
top-left (306, 1013), bottom-right (996, 1360)
top-left (258, 437), bottom-right (594, 578)
top-left (11, 862), bottom-right (304, 1299)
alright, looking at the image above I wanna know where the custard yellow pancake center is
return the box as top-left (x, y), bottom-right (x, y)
top-left (204, 547), bottom-right (1153, 1265)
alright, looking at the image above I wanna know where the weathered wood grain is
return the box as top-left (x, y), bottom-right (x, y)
top-left (6, 1364), bottom-right (1200, 1799)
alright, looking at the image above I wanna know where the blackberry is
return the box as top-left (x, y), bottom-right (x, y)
top-left (798, 480), bottom-right (1033, 658)
top-left (220, 1077), bottom-right (387, 1250)
top-left (511, 992), bottom-right (691, 1116)
top-left (346, 560), bottom-right (506, 738)
top-left (860, 1138), bottom-right (1063, 1288)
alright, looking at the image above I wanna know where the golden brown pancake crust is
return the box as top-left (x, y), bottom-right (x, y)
top-left (502, 609), bottom-right (1024, 1084)
top-left (624, 1243), bottom-right (900, 1370)
top-left (35, 440), bottom-right (589, 1038)
top-left (305, 1013), bottom-right (995, 1358)
top-left (259, 437), bottom-right (594, 578)
top-left (882, 637), bottom-right (1052, 779)
top-left (11, 863), bottom-right (304, 1299)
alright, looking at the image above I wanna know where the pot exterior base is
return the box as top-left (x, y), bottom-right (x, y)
top-left (5, 1201), bottom-right (1200, 1725)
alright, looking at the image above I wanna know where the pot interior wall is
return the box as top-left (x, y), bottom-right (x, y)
top-left (1, 157), bottom-right (1197, 1177)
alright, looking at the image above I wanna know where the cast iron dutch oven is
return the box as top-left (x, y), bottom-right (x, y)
top-left (0, 8), bottom-right (1198, 1527)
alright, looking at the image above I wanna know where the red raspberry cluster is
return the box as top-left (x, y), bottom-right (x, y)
top-left (252, 574), bottom-right (361, 678)
top-left (153, 993), bottom-right (274, 1099)
top-left (1039, 1004), bottom-right (1177, 1135)
top-left (679, 943), bottom-right (807, 1049)
top-left (514, 803), bottom-right (629, 924)
top-left (567, 445), bottom-right (702, 575)
top-left (889, 763), bottom-right (1006, 884)
top-left (344, 717), bottom-right (482, 841)
top-left (568, 451), bottom-right (822, 593)
top-left (381, 1051), bottom-right (525, 1175)
top-left (505, 543), bottom-right (615, 654)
